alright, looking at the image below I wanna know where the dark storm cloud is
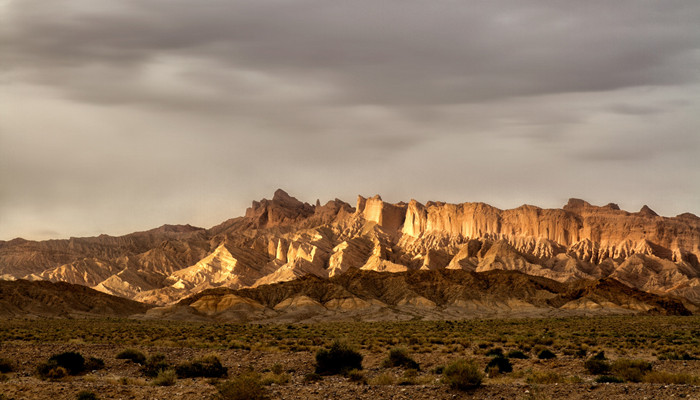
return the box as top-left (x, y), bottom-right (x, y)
top-left (5, 0), bottom-right (700, 106)
top-left (1, 0), bottom-right (700, 240)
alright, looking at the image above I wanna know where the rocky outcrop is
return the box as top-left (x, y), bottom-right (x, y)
top-left (142, 268), bottom-right (691, 323)
top-left (1, 190), bottom-right (699, 308)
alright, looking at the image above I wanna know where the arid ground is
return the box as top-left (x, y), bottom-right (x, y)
top-left (1, 316), bottom-right (699, 399)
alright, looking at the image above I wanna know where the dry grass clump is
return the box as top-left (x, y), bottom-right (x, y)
top-left (442, 359), bottom-right (483, 390)
top-left (381, 347), bottom-right (420, 370)
top-left (217, 372), bottom-right (269, 400)
top-left (175, 354), bottom-right (227, 378)
top-left (152, 369), bottom-right (177, 386)
top-left (642, 371), bottom-right (700, 385)
top-left (116, 349), bottom-right (146, 364)
top-left (369, 372), bottom-right (396, 385)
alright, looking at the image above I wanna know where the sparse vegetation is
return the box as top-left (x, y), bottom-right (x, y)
top-left (1, 316), bottom-right (699, 398)
top-left (37, 351), bottom-right (86, 379)
top-left (0, 358), bottom-right (14, 373)
top-left (85, 357), bottom-right (105, 371)
top-left (347, 369), bottom-right (366, 383)
top-left (485, 356), bottom-right (512, 375)
top-left (116, 349), bottom-right (146, 364)
top-left (643, 371), bottom-right (700, 385)
top-left (584, 353), bottom-right (611, 375)
top-left (442, 359), bottom-right (483, 390)
top-left (382, 347), bottom-right (419, 370)
top-left (536, 349), bottom-right (556, 359)
top-left (141, 354), bottom-right (170, 378)
top-left (369, 372), bottom-right (396, 385)
top-left (658, 351), bottom-right (698, 361)
top-left (596, 375), bottom-right (624, 383)
top-left (315, 341), bottom-right (363, 375)
top-left (303, 372), bottom-right (322, 382)
top-left (76, 391), bottom-right (99, 400)
top-left (175, 354), bottom-right (227, 378)
top-left (610, 359), bottom-right (652, 383)
top-left (49, 352), bottom-right (85, 375)
top-left (153, 369), bottom-right (177, 386)
top-left (217, 372), bottom-right (268, 400)
top-left (506, 350), bottom-right (528, 359)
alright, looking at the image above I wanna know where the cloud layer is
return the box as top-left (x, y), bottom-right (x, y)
top-left (2, 0), bottom-right (699, 239)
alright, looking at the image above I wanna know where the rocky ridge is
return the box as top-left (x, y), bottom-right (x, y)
top-left (0, 279), bottom-right (152, 318)
top-left (1, 189), bottom-right (699, 307)
top-left (142, 268), bottom-right (691, 323)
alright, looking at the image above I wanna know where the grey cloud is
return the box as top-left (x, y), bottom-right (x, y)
top-left (1, 1), bottom-right (700, 240)
top-left (4, 0), bottom-right (700, 108)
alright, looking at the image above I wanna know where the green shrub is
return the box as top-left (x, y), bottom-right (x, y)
top-left (506, 350), bottom-right (529, 359)
top-left (116, 349), bottom-right (146, 365)
top-left (218, 372), bottom-right (269, 400)
top-left (37, 352), bottom-right (87, 379)
top-left (76, 391), bottom-right (99, 400)
top-left (153, 369), bottom-right (177, 386)
top-left (382, 348), bottom-right (419, 370)
top-left (48, 352), bottom-right (85, 375)
top-left (85, 357), bottom-right (105, 371)
top-left (141, 354), bottom-right (170, 378)
top-left (584, 358), bottom-right (611, 375)
top-left (442, 359), bottom-right (483, 390)
top-left (175, 355), bottom-right (227, 378)
top-left (315, 341), bottom-right (363, 375)
top-left (485, 356), bottom-right (512, 375)
top-left (0, 358), bottom-right (14, 373)
top-left (537, 349), bottom-right (556, 360)
top-left (611, 359), bottom-right (652, 383)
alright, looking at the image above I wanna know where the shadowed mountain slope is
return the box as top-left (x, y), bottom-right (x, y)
top-left (0, 279), bottom-right (152, 318)
top-left (140, 268), bottom-right (691, 323)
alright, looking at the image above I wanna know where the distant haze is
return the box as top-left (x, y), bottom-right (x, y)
top-left (1, 1), bottom-right (699, 240)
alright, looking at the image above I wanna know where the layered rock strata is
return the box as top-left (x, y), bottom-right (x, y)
top-left (1, 190), bottom-right (698, 307)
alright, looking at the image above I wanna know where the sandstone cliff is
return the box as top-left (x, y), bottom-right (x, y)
top-left (1, 190), bottom-right (698, 308)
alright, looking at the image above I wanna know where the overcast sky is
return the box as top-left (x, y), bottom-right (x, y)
top-left (1, 1), bottom-right (699, 240)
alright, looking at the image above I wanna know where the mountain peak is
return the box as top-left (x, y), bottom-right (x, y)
top-left (639, 205), bottom-right (659, 217)
top-left (272, 188), bottom-right (293, 202)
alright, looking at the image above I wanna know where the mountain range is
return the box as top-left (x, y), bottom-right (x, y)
top-left (1, 189), bottom-right (698, 317)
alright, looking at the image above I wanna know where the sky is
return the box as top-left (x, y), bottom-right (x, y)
top-left (1, 1), bottom-right (699, 240)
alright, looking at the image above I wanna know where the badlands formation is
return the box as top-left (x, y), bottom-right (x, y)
top-left (0, 190), bottom-right (699, 317)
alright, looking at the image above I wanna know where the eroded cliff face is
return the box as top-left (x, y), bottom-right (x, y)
top-left (1, 190), bottom-right (699, 306)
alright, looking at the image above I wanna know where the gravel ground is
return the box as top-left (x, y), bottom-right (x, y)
top-left (1, 343), bottom-right (698, 400)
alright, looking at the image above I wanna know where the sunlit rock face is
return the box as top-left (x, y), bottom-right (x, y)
top-left (1, 189), bottom-right (699, 306)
